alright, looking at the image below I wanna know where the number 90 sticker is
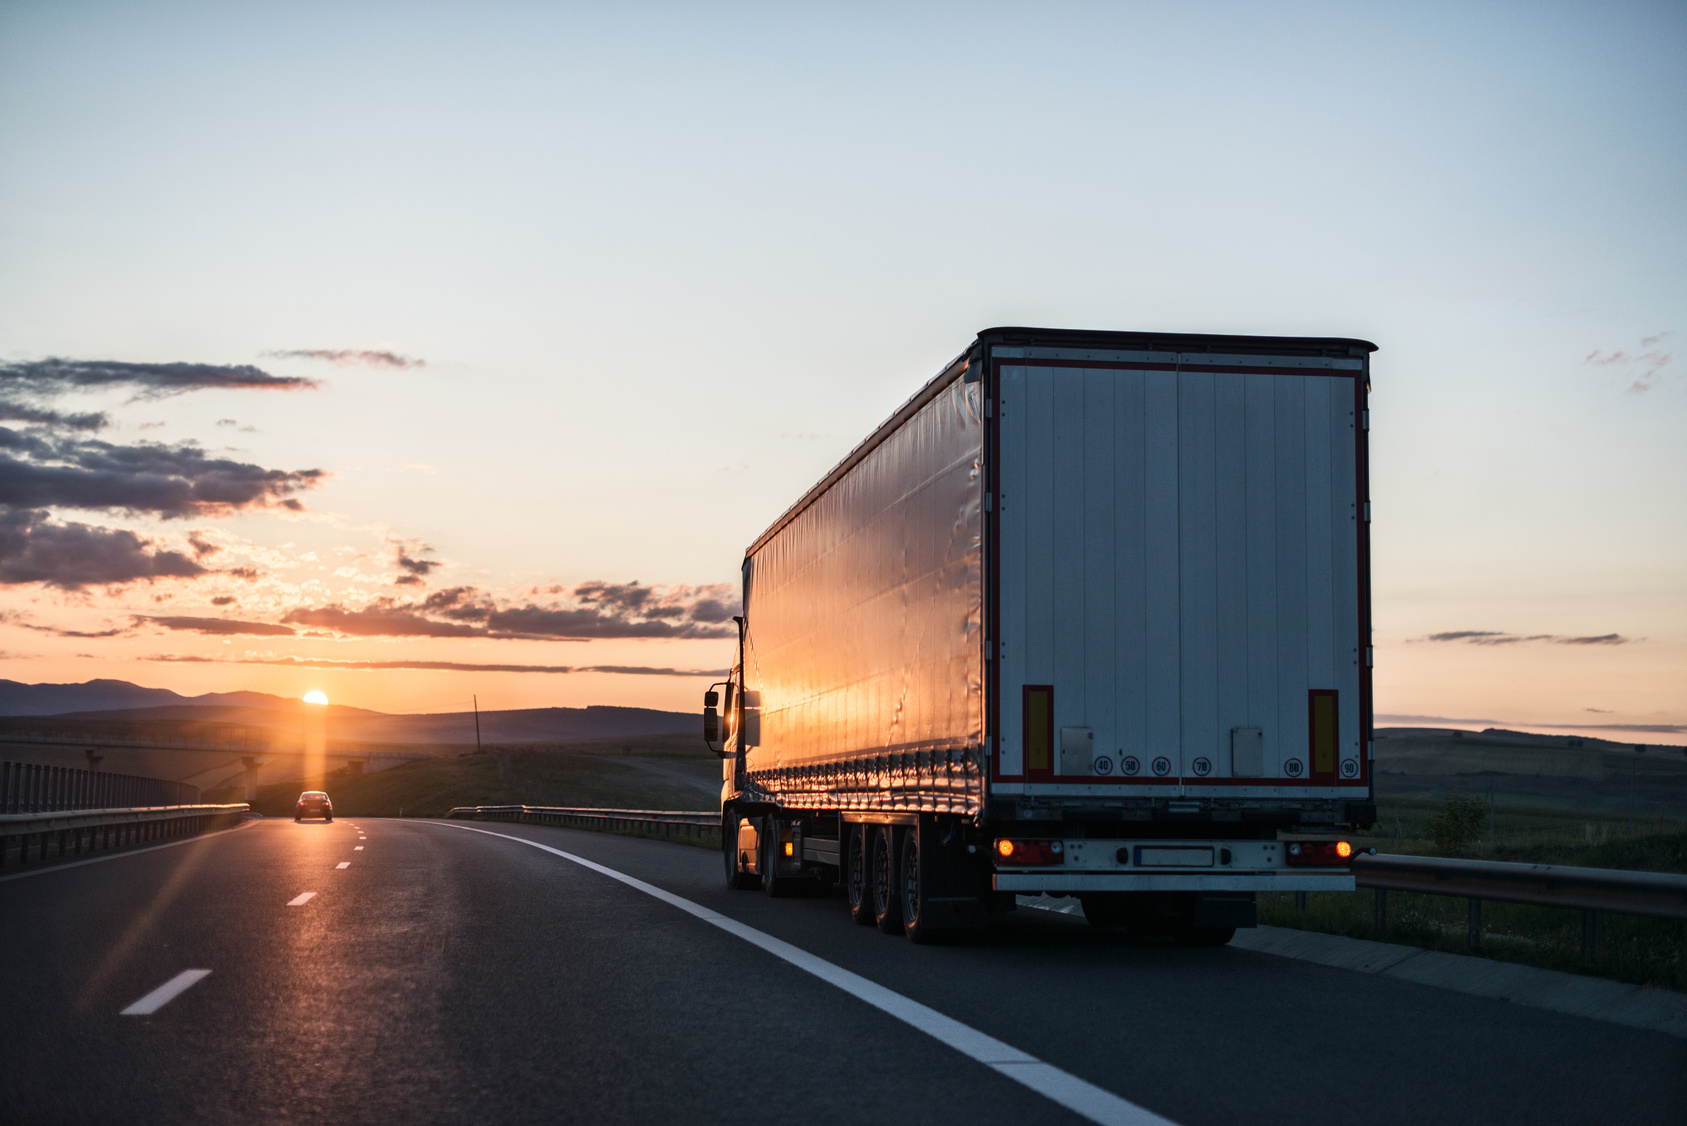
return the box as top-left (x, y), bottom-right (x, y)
top-left (1191, 757), bottom-right (1212, 777)
top-left (1120, 756), bottom-right (1141, 775)
top-left (1340, 758), bottom-right (1359, 778)
top-left (1151, 756), bottom-right (1172, 776)
top-left (1092, 755), bottom-right (1114, 776)
top-left (1283, 758), bottom-right (1304, 778)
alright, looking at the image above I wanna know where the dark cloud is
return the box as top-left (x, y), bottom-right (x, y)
top-left (17, 621), bottom-right (132, 638)
top-left (277, 581), bottom-right (739, 641)
top-left (0, 509), bottom-right (208, 589)
top-left (0, 427), bottom-right (324, 517)
top-left (0, 403), bottom-right (108, 430)
top-left (485, 603), bottom-right (733, 640)
top-left (266, 349), bottom-right (424, 370)
top-left (138, 615), bottom-right (296, 637)
top-left (1421, 630), bottom-right (1632, 646)
top-left (0, 358), bottom-right (316, 398)
top-left (393, 544), bottom-right (439, 587)
top-left (148, 654), bottom-right (723, 676)
top-left (210, 596), bottom-right (236, 606)
top-left (281, 601), bottom-right (488, 638)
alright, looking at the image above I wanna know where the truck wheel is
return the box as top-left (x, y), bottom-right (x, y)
top-left (846, 826), bottom-right (875, 926)
top-left (898, 830), bottom-right (941, 944)
top-left (1175, 926), bottom-right (1236, 947)
top-left (723, 811), bottom-right (755, 890)
top-left (871, 825), bottom-right (903, 934)
top-left (760, 821), bottom-right (793, 898)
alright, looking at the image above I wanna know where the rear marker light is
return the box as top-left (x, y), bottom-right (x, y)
top-left (1285, 840), bottom-right (1355, 867)
top-left (783, 841), bottom-right (794, 857)
top-left (993, 839), bottom-right (1064, 866)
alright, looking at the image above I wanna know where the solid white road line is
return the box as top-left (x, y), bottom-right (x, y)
top-left (428, 821), bottom-right (1177, 1126)
top-left (287, 892), bottom-right (316, 906)
top-left (335, 861), bottom-right (350, 869)
top-left (354, 846), bottom-right (364, 850)
top-left (0, 818), bottom-right (256, 884)
top-left (121, 969), bottom-right (211, 1016)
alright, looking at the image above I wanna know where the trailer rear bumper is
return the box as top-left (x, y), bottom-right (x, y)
top-left (993, 872), bottom-right (1355, 893)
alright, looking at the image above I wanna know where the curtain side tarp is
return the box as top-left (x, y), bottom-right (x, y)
top-left (743, 377), bottom-right (984, 771)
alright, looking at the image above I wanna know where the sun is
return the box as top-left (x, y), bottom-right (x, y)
top-left (303, 690), bottom-right (329, 705)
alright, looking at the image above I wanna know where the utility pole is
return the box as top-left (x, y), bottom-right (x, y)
top-left (1489, 778), bottom-right (1496, 845)
top-left (474, 695), bottom-right (483, 755)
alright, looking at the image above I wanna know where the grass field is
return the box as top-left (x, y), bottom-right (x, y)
top-left (217, 733), bottom-right (722, 819)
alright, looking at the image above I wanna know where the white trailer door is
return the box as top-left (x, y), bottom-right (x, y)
top-left (992, 352), bottom-right (1366, 798)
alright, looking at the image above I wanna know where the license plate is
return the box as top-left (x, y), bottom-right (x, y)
top-left (1135, 846), bottom-right (1215, 868)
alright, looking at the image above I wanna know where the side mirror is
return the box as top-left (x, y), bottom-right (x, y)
top-left (702, 705), bottom-right (720, 746)
top-left (704, 690), bottom-right (719, 708)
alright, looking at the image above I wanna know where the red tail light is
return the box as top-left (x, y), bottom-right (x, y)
top-left (1285, 840), bottom-right (1353, 867)
top-left (994, 839), bottom-right (1065, 866)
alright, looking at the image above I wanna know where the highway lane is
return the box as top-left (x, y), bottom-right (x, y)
top-left (0, 818), bottom-right (1680, 1125)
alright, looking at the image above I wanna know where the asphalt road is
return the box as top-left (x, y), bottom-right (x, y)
top-left (2, 817), bottom-right (1681, 1125)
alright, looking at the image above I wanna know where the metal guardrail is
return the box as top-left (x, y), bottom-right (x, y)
top-left (0, 803), bottom-right (250, 868)
top-left (446, 804), bottom-right (718, 845)
top-left (1350, 852), bottom-right (1687, 960)
top-left (2, 759), bottom-right (200, 813)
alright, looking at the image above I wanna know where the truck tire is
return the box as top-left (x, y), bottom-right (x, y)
top-left (760, 820), bottom-right (794, 898)
top-left (871, 825), bottom-right (903, 934)
top-left (846, 825), bottom-right (875, 926)
top-left (723, 811), bottom-right (755, 890)
top-left (898, 830), bottom-right (941, 944)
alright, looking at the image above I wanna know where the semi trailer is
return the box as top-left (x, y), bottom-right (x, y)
top-left (705, 326), bottom-right (1378, 944)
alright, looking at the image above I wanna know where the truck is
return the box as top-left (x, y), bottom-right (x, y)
top-left (704, 326), bottom-right (1377, 944)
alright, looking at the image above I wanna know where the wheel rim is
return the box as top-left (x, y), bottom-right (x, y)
top-left (900, 835), bottom-right (919, 926)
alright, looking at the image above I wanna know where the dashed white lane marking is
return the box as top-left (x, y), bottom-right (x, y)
top-left (335, 861), bottom-right (350, 869)
top-left (428, 821), bottom-right (1176, 1126)
top-left (354, 846), bottom-right (364, 850)
top-left (287, 892), bottom-right (316, 906)
top-left (121, 969), bottom-right (211, 1015)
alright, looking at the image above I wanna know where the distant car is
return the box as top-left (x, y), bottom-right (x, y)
top-left (295, 791), bottom-right (333, 822)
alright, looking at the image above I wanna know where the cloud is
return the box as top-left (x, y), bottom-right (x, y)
top-left (266, 349), bottom-right (424, 369)
top-left (210, 596), bottom-right (236, 606)
top-left (0, 358), bottom-right (316, 398)
top-left (0, 403), bottom-right (108, 430)
top-left (16, 620), bottom-right (132, 638)
top-left (0, 509), bottom-right (209, 589)
top-left (280, 581), bottom-right (740, 641)
top-left (1420, 630), bottom-right (1632, 646)
top-left (393, 543), bottom-right (439, 586)
top-left (1584, 335), bottom-right (1673, 392)
top-left (0, 427), bottom-right (325, 518)
top-left (137, 615), bottom-right (296, 637)
top-left (281, 601), bottom-right (489, 638)
top-left (147, 654), bottom-right (723, 676)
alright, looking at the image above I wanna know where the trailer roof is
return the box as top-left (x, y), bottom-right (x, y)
top-left (745, 326), bottom-right (1377, 559)
top-left (977, 326), bottom-right (1378, 355)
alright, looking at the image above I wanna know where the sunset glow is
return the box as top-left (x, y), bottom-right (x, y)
top-left (0, 5), bottom-right (1678, 739)
top-left (303, 691), bottom-right (329, 706)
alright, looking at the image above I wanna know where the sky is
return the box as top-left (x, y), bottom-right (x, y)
top-left (0, 1), bottom-right (1681, 735)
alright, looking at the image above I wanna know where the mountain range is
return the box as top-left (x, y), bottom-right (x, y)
top-left (0, 679), bottom-right (696, 745)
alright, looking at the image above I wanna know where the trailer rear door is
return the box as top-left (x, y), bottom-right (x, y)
top-left (990, 348), bottom-right (1368, 799)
